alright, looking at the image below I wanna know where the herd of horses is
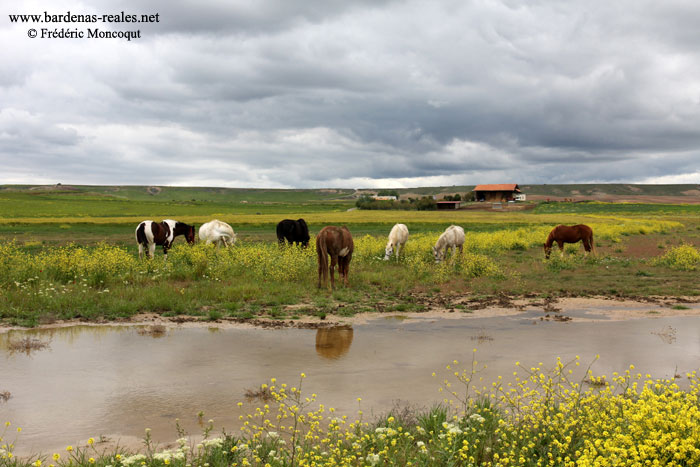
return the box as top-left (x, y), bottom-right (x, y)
top-left (135, 219), bottom-right (594, 289)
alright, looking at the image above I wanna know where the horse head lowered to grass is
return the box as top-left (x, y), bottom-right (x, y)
top-left (135, 219), bottom-right (195, 259)
top-left (432, 225), bottom-right (465, 263)
top-left (199, 219), bottom-right (237, 248)
top-left (384, 223), bottom-right (409, 261)
top-left (277, 218), bottom-right (310, 247)
top-left (316, 226), bottom-right (354, 289)
top-left (544, 224), bottom-right (594, 259)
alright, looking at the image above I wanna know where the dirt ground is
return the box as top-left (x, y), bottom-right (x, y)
top-left (2, 296), bottom-right (698, 334)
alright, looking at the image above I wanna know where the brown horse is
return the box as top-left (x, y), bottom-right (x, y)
top-left (316, 226), bottom-right (354, 289)
top-left (544, 224), bottom-right (594, 259)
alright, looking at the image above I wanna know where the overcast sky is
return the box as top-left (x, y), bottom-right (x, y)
top-left (2, 0), bottom-right (700, 188)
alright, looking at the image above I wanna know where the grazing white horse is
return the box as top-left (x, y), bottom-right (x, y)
top-left (432, 225), bottom-right (465, 262)
top-left (199, 220), bottom-right (237, 248)
top-left (384, 223), bottom-right (409, 260)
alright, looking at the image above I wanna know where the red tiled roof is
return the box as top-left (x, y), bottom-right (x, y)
top-left (473, 184), bottom-right (521, 192)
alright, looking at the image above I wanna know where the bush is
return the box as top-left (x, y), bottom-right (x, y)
top-left (652, 244), bottom-right (700, 270)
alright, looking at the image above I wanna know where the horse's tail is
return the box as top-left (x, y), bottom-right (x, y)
top-left (317, 233), bottom-right (328, 287)
top-left (276, 221), bottom-right (286, 244)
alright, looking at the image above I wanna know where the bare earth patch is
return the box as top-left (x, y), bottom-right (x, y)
top-left (1, 296), bottom-right (698, 334)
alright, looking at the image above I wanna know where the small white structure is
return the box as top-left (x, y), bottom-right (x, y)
top-left (515, 193), bottom-right (527, 201)
top-left (373, 195), bottom-right (398, 201)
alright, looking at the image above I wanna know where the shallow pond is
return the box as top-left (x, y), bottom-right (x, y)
top-left (2, 303), bottom-right (700, 455)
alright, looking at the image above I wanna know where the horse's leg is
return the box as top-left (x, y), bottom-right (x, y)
top-left (163, 242), bottom-right (171, 261)
top-left (317, 253), bottom-right (324, 288)
top-left (330, 255), bottom-right (338, 289)
top-left (458, 244), bottom-right (463, 256)
top-left (138, 243), bottom-right (144, 260)
top-left (558, 241), bottom-right (564, 257)
top-left (395, 243), bottom-right (401, 260)
top-left (148, 243), bottom-right (155, 260)
top-left (340, 256), bottom-right (350, 286)
top-left (583, 238), bottom-right (592, 255)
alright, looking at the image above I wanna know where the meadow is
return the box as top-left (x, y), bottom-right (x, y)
top-left (0, 187), bottom-right (698, 326)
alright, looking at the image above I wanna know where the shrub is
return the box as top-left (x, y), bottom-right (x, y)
top-left (652, 244), bottom-right (700, 270)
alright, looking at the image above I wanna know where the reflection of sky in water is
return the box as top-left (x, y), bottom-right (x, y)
top-left (2, 310), bottom-right (700, 455)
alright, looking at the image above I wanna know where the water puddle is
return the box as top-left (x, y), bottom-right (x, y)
top-left (2, 305), bottom-right (700, 455)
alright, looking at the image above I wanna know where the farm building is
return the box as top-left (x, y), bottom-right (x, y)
top-left (437, 201), bottom-right (461, 210)
top-left (473, 184), bottom-right (523, 202)
top-left (372, 195), bottom-right (398, 201)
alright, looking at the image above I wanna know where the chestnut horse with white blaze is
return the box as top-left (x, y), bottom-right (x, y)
top-left (316, 226), bottom-right (354, 289)
top-left (544, 224), bottom-right (594, 259)
top-left (135, 219), bottom-right (195, 259)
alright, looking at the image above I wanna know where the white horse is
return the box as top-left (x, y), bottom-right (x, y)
top-left (198, 220), bottom-right (237, 248)
top-left (432, 225), bottom-right (465, 262)
top-left (384, 223), bottom-right (409, 260)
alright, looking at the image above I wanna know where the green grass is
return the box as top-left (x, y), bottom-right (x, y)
top-left (0, 186), bottom-right (699, 326)
top-left (534, 201), bottom-right (700, 215)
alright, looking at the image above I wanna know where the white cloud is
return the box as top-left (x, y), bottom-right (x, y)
top-left (2, 0), bottom-right (700, 187)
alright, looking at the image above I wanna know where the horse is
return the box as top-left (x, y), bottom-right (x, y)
top-left (276, 218), bottom-right (310, 247)
top-left (199, 220), bottom-right (237, 248)
top-left (135, 219), bottom-right (195, 259)
top-left (316, 226), bottom-right (354, 289)
top-left (384, 223), bottom-right (409, 260)
top-left (544, 224), bottom-right (594, 259)
top-left (432, 225), bottom-right (465, 263)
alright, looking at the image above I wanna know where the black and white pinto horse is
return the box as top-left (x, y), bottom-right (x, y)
top-left (135, 219), bottom-right (196, 259)
top-left (276, 218), bottom-right (310, 247)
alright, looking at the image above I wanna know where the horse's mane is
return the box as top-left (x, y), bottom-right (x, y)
top-left (544, 228), bottom-right (556, 246)
top-left (434, 230), bottom-right (449, 251)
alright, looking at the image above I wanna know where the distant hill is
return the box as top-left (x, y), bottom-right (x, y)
top-left (357, 184), bottom-right (700, 203)
top-left (519, 184), bottom-right (700, 197)
top-left (0, 184), bottom-right (356, 203)
top-left (2, 183), bottom-right (699, 204)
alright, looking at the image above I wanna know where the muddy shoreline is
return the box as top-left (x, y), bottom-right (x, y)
top-left (2, 295), bottom-right (698, 334)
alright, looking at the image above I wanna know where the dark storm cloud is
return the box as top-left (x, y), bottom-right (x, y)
top-left (1, 0), bottom-right (700, 187)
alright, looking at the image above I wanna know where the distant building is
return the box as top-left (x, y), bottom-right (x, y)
top-left (473, 184), bottom-right (523, 202)
top-left (372, 195), bottom-right (398, 201)
top-left (437, 201), bottom-right (461, 210)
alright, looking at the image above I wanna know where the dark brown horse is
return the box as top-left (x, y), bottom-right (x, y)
top-left (316, 226), bottom-right (354, 289)
top-left (135, 219), bottom-right (196, 259)
top-left (544, 224), bottom-right (594, 259)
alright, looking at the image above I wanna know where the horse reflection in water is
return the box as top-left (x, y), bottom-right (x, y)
top-left (315, 327), bottom-right (354, 360)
